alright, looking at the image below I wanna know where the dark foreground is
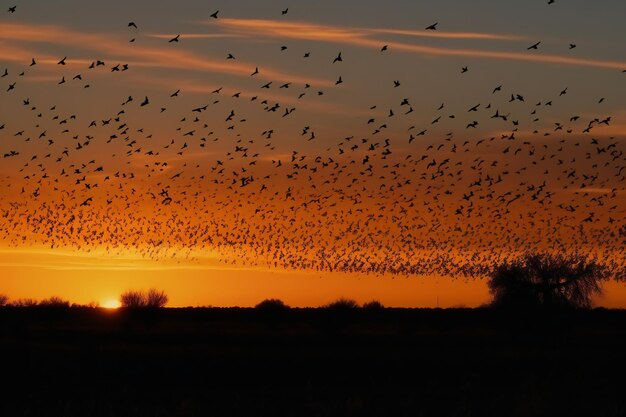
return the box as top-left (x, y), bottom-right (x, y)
top-left (1, 307), bottom-right (625, 417)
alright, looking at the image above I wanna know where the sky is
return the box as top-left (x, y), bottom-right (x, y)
top-left (0, 0), bottom-right (625, 307)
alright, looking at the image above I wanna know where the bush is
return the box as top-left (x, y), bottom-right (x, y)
top-left (362, 300), bottom-right (385, 310)
top-left (10, 298), bottom-right (39, 307)
top-left (255, 298), bottom-right (290, 310)
top-left (0, 294), bottom-right (8, 307)
top-left (324, 298), bottom-right (359, 310)
top-left (39, 296), bottom-right (71, 308)
top-left (120, 289), bottom-right (169, 308)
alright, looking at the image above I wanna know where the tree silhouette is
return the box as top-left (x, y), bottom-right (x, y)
top-left (120, 289), bottom-right (169, 308)
top-left (0, 294), bottom-right (8, 307)
top-left (255, 298), bottom-right (290, 310)
top-left (324, 298), bottom-right (359, 310)
top-left (145, 289), bottom-right (169, 308)
top-left (362, 300), bottom-right (385, 310)
top-left (38, 296), bottom-right (70, 308)
top-left (10, 298), bottom-right (39, 307)
top-left (488, 252), bottom-right (607, 309)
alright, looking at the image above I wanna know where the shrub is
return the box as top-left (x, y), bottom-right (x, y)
top-left (145, 289), bottom-right (169, 308)
top-left (255, 298), bottom-right (290, 310)
top-left (120, 289), bottom-right (168, 308)
top-left (362, 300), bottom-right (385, 310)
top-left (38, 296), bottom-right (71, 308)
top-left (10, 298), bottom-right (39, 307)
top-left (324, 298), bottom-right (359, 310)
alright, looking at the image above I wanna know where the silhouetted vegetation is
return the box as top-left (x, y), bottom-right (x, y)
top-left (0, 294), bottom-right (8, 307)
top-left (362, 300), bottom-right (385, 310)
top-left (119, 288), bottom-right (169, 308)
top-left (38, 296), bottom-right (71, 308)
top-left (9, 298), bottom-right (39, 307)
top-left (255, 298), bottom-right (290, 310)
top-left (323, 297), bottom-right (359, 310)
top-left (489, 252), bottom-right (607, 309)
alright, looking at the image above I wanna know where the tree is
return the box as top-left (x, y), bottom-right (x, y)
top-left (38, 296), bottom-right (70, 308)
top-left (255, 298), bottom-right (290, 310)
top-left (145, 288), bottom-right (169, 308)
top-left (0, 294), bottom-right (8, 307)
top-left (120, 290), bottom-right (145, 308)
top-left (362, 300), bottom-right (385, 310)
top-left (324, 298), bottom-right (359, 310)
top-left (10, 298), bottom-right (39, 307)
top-left (119, 289), bottom-right (168, 308)
top-left (488, 252), bottom-right (607, 309)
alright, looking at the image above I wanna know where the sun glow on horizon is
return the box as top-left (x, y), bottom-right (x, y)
top-left (102, 299), bottom-right (121, 309)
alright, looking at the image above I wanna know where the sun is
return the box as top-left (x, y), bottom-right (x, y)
top-left (102, 299), bottom-right (121, 309)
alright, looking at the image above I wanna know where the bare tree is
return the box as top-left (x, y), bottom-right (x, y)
top-left (38, 296), bottom-right (71, 308)
top-left (120, 289), bottom-right (168, 308)
top-left (324, 298), bottom-right (360, 310)
top-left (489, 252), bottom-right (607, 309)
top-left (120, 290), bottom-right (146, 308)
top-left (145, 288), bottom-right (169, 308)
top-left (10, 298), bottom-right (39, 307)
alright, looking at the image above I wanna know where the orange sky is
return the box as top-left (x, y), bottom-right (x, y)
top-left (1, 0), bottom-right (625, 307)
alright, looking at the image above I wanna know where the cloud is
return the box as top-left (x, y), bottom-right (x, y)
top-left (214, 18), bottom-right (626, 70)
top-left (0, 22), bottom-right (331, 85)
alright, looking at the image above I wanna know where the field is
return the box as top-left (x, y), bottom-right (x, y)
top-left (1, 308), bottom-right (625, 416)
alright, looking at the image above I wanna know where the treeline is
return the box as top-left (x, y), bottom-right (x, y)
top-left (0, 252), bottom-right (618, 310)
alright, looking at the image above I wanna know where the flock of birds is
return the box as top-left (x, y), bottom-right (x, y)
top-left (1, 3), bottom-right (625, 279)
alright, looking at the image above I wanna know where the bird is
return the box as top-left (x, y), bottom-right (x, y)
top-left (58, 56), bottom-right (67, 65)
top-left (281, 8), bottom-right (288, 15)
top-left (251, 67), bottom-right (259, 76)
top-left (527, 42), bottom-right (541, 50)
top-left (333, 52), bottom-right (342, 63)
top-left (425, 22), bottom-right (438, 30)
top-left (8, 6), bottom-right (16, 13)
top-left (461, 66), bottom-right (468, 73)
top-left (210, 10), bottom-right (219, 19)
top-left (381, 45), bottom-right (388, 52)
top-left (128, 22), bottom-right (138, 29)
top-left (140, 97), bottom-right (149, 106)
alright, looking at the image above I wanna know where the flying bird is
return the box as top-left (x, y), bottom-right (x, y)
top-left (527, 42), bottom-right (541, 50)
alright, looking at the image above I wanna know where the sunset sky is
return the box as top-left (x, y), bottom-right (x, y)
top-left (1, 0), bottom-right (625, 307)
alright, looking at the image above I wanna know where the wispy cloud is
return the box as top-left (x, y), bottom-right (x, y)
top-left (0, 23), bottom-right (331, 85)
top-left (214, 18), bottom-right (626, 70)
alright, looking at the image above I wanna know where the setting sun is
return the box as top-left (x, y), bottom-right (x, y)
top-left (101, 299), bottom-right (121, 309)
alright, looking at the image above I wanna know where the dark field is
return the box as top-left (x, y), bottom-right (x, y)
top-left (1, 308), bottom-right (625, 417)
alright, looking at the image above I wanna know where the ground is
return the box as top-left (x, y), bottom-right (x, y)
top-left (1, 308), bottom-right (625, 416)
